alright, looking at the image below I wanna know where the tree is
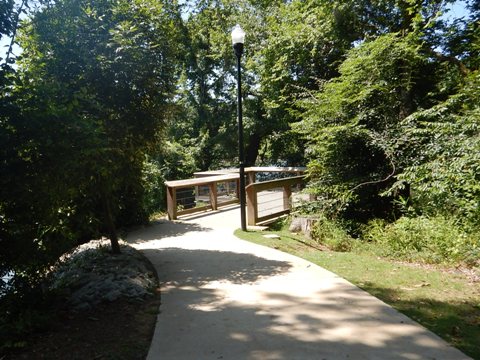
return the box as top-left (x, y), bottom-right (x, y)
top-left (174, 0), bottom-right (352, 168)
top-left (174, 2), bottom-right (238, 170)
top-left (168, 0), bottom-right (278, 170)
top-left (296, 0), bottom-right (478, 230)
top-left (255, 0), bottom-right (411, 165)
top-left (395, 70), bottom-right (480, 226)
top-left (0, 0), bottom-right (183, 298)
top-left (297, 32), bottom-right (430, 224)
top-left (255, 0), bottom-right (352, 164)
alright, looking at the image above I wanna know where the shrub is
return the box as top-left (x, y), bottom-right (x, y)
top-left (0, 277), bottom-right (56, 352)
top-left (364, 216), bottom-right (478, 265)
top-left (141, 158), bottom-right (166, 217)
top-left (310, 216), bottom-right (354, 252)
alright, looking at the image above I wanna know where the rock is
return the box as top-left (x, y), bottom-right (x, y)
top-left (289, 216), bottom-right (319, 239)
top-left (50, 239), bottom-right (158, 311)
top-left (105, 289), bottom-right (122, 302)
top-left (289, 218), bottom-right (303, 233)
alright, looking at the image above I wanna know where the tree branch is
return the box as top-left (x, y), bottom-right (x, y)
top-left (426, 48), bottom-right (469, 76)
top-left (349, 156), bottom-right (396, 193)
top-left (5, 0), bottom-right (27, 64)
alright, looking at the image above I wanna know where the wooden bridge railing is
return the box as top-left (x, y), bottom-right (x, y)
top-left (245, 175), bottom-right (305, 226)
top-left (165, 173), bottom-right (239, 220)
top-left (165, 167), bottom-right (306, 223)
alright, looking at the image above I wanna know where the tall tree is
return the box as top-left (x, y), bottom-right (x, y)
top-left (395, 70), bottom-right (480, 225)
top-left (393, 3), bottom-right (480, 226)
top-left (171, 0), bottom-right (279, 170)
top-left (296, 0), bottom-right (470, 227)
top-left (298, 32), bottom-right (430, 222)
top-left (0, 0), bottom-right (183, 296)
top-left (256, 0), bottom-right (355, 164)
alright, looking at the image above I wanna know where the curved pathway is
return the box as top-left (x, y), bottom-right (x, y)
top-left (127, 206), bottom-right (470, 360)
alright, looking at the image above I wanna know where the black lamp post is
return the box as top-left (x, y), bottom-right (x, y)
top-left (231, 24), bottom-right (247, 231)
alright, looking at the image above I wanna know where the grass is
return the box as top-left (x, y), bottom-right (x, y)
top-left (234, 227), bottom-right (480, 359)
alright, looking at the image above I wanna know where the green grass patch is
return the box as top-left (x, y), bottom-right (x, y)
top-left (235, 228), bottom-right (480, 359)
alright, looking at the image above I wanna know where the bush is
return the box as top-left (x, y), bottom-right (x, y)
top-left (0, 276), bottom-right (56, 352)
top-left (310, 216), bottom-right (354, 252)
top-left (364, 216), bottom-right (479, 265)
top-left (141, 158), bottom-right (166, 217)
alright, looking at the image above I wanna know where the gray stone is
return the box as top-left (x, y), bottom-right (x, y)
top-left (289, 216), bottom-right (319, 238)
top-left (105, 289), bottom-right (122, 302)
top-left (49, 239), bottom-right (158, 311)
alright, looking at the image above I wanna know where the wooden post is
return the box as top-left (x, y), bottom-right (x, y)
top-left (283, 185), bottom-right (292, 210)
top-left (167, 186), bottom-right (177, 220)
top-left (209, 182), bottom-right (218, 211)
top-left (247, 170), bottom-right (256, 185)
top-left (246, 185), bottom-right (258, 226)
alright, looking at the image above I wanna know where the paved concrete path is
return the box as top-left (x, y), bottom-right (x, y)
top-left (127, 206), bottom-right (471, 360)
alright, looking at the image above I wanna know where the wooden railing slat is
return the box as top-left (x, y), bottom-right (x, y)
top-left (245, 175), bottom-right (305, 192)
top-left (165, 173), bottom-right (239, 188)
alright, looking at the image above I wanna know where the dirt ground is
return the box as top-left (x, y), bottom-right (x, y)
top-left (6, 288), bottom-right (160, 360)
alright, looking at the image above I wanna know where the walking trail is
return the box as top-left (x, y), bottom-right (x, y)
top-left (126, 205), bottom-right (471, 360)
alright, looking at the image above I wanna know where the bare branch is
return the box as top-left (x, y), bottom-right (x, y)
top-left (5, 0), bottom-right (27, 65)
top-left (349, 156), bottom-right (396, 193)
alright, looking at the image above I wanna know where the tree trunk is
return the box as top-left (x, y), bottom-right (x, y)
top-left (102, 191), bottom-right (121, 254)
top-left (245, 132), bottom-right (262, 166)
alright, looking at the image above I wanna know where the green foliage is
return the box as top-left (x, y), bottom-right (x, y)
top-left (158, 141), bottom-right (198, 181)
top-left (310, 216), bottom-right (354, 252)
top-left (171, 0), bottom-right (283, 169)
top-left (364, 216), bottom-right (479, 265)
top-left (393, 71), bottom-right (480, 226)
top-left (141, 141), bottom-right (198, 215)
top-left (0, 0), bottom-right (14, 41)
top-left (297, 32), bottom-right (430, 226)
top-left (256, 0), bottom-right (355, 164)
top-left (1, 0), bottom-right (183, 304)
top-left (141, 158), bottom-right (166, 217)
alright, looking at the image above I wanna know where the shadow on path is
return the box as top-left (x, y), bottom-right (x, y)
top-left (144, 247), bottom-right (292, 286)
top-left (127, 219), bottom-right (211, 243)
top-left (144, 246), bottom-right (469, 360)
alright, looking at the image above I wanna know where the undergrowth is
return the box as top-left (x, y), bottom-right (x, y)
top-left (362, 216), bottom-right (479, 266)
top-left (307, 214), bottom-right (479, 267)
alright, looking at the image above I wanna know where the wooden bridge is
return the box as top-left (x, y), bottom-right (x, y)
top-left (165, 167), bottom-right (307, 226)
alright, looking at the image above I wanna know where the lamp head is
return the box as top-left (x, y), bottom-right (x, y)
top-left (231, 24), bottom-right (245, 57)
top-left (231, 24), bottom-right (245, 45)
